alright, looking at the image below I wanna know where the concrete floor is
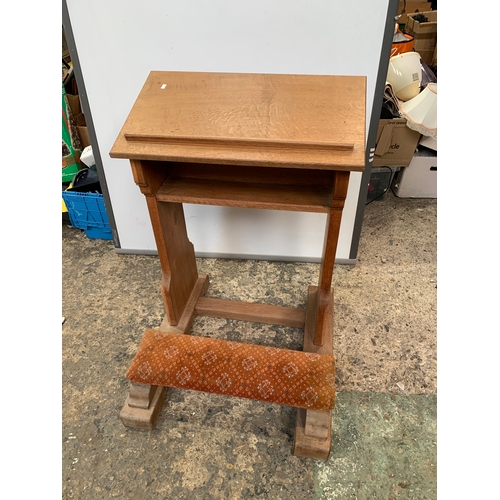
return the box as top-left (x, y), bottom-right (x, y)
top-left (62, 191), bottom-right (437, 499)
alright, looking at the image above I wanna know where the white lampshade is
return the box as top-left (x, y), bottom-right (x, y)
top-left (387, 51), bottom-right (422, 101)
top-left (400, 83), bottom-right (437, 138)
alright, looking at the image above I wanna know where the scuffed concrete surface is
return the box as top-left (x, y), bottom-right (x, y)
top-left (62, 192), bottom-right (436, 498)
top-left (315, 393), bottom-right (437, 500)
top-left (333, 196), bottom-right (437, 395)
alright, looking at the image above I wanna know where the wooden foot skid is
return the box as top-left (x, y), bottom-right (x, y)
top-left (119, 384), bottom-right (167, 430)
top-left (293, 408), bottom-right (332, 461)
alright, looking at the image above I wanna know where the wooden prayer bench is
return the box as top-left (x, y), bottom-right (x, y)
top-left (110, 71), bottom-right (366, 461)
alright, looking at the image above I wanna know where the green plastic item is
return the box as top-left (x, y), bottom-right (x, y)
top-left (62, 83), bottom-right (81, 183)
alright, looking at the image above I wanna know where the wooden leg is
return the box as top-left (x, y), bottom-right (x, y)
top-left (293, 286), bottom-right (334, 461)
top-left (296, 173), bottom-right (348, 456)
top-left (120, 383), bottom-right (167, 430)
top-left (314, 171), bottom-right (350, 346)
top-left (147, 199), bottom-right (198, 325)
top-left (130, 159), bottom-right (199, 325)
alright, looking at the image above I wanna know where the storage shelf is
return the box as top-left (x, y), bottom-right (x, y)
top-left (155, 176), bottom-right (332, 213)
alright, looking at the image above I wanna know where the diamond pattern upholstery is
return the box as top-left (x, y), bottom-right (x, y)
top-left (126, 329), bottom-right (336, 411)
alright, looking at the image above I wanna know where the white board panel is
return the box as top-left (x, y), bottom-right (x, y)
top-left (67, 0), bottom-right (389, 260)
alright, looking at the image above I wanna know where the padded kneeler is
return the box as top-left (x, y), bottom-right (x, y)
top-left (126, 329), bottom-right (336, 411)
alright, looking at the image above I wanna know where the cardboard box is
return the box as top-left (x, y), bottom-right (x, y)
top-left (66, 93), bottom-right (91, 147)
top-left (67, 94), bottom-right (86, 127)
top-left (397, 2), bottom-right (432, 26)
top-left (373, 119), bottom-right (421, 167)
top-left (406, 10), bottom-right (437, 65)
top-left (393, 148), bottom-right (437, 198)
top-left (77, 125), bottom-right (91, 149)
top-left (66, 94), bottom-right (81, 116)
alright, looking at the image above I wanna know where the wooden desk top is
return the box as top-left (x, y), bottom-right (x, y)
top-left (110, 71), bottom-right (366, 171)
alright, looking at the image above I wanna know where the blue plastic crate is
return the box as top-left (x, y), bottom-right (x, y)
top-left (62, 191), bottom-right (113, 240)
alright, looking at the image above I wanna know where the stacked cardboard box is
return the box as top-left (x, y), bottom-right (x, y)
top-left (65, 92), bottom-right (91, 149)
top-left (396, 1), bottom-right (432, 27)
top-left (375, 8), bottom-right (438, 199)
top-left (405, 11), bottom-right (437, 66)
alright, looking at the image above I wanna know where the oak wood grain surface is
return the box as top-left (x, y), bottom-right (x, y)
top-left (195, 297), bottom-right (306, 328)
top-left (152, 161), bottom-right (335, 212)
top-left (110, 71), bottom-right (366, 170)
top-left (156, 177), bottom-right (333, 213)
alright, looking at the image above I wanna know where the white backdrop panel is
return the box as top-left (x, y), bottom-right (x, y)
top-left (67, 0), bottom-right (389, 260)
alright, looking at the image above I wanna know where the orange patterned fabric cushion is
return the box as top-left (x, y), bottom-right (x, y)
top-left (126, 329), bottom-right (336, 411)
